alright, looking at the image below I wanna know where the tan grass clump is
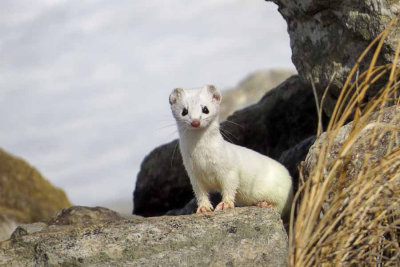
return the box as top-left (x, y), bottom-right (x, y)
top-left (289, 21), bottom-right (400, 266)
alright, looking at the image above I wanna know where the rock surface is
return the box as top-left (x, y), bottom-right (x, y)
top-left (134, 75), bottom-right (320, 217)
top-left (0, 207), bottom-right (288, 267)
top-left (268, 0), bottom-right (400, 115)
top-left (0, 215), bottom-right (17, 242)
top-left (303, 106), bottom-right (400, 205)
top-left (48, 206), bottom-right (126, 226)
top-left (10, 222), bottom-right (47, 240)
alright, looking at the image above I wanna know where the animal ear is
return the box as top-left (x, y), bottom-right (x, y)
top-left (169, 88), bottom-right (184, 105)
top-left (204, 85), bottom-right (221, 102)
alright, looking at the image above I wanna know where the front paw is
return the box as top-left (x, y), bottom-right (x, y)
top-left (215, 201), bottom-right (234, 211)
top-left (256, 201), bottom-right (274, 209)
top-left (196, 206), bottom-right (213, 213)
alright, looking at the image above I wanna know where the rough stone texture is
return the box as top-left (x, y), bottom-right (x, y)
top-left (10, 222), bottom-right (47, 240)
top-left (48, 206), bottom-right (126, 226)
top-left (220, 69), bottom-right (296, 120)
top-left (268, 0), bottom-right (400, 115)
top-left (0, 148), bottom-right (71, 223)
top-left (0, 215), bottom-right (17, 242)
top-left (134, 75), bottom-right (320, 217)
top-left (0, 207), bottom-right (288, 267)
top-left (303, 106), bottom-right (400, 204)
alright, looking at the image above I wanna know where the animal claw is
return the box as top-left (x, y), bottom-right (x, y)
top-left (256, 201), bottom-right (274, 209)
top-left (215, 201), bottom-right (234, 211)
top-left (196, 206), bottom-right (212, 213)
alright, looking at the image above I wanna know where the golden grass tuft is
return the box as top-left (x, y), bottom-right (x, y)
top-left (289, 21), bottom-right (400, 266)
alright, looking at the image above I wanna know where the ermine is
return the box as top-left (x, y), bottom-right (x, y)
top-left (169, 85), bottom-right (293, 218)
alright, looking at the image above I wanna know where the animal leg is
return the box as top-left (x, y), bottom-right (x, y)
top-left (215, 172), bottom-right (238, 212)
top-left (190, 177), bottom-right (213, 214)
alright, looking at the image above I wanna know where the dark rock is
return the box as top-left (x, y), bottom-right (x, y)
top-left (0, 207), bottom-right (288, 267)
top-left (133, 141), bottom-right (193, 217)
top-left (134, 75), bottom-right (319, 217)
top-left (278, 135), bottom-right (317, 193)
top-left (220, 69), bottom-right (296, 120)
top-left (166, 191), bottom-right (222, 216)
top-left (267, 0), bottom-right (400, 115)
top-left (222, 75), bottom-right (320, 159)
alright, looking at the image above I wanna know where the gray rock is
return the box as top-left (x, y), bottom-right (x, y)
top-left (0, 215), bottom-right (17, 242)
top-left (0, 207), bottom-right (288, 267)
top-left (268, 0), bottom-right (400, 115)
top-left (134, 75), bottom-right (319, 217)
top-left (10, 222), bottom-right (47, 239)
top-left (48, 206), bottom-right (126, 226)
top-left (302, 105), bottom-right (400, 209)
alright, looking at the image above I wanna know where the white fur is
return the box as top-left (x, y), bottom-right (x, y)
top-left (169, 85), bottom-right (293, 217)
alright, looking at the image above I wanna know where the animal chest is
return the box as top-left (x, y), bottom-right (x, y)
top-left (190, 146), bottom-right (221, 188)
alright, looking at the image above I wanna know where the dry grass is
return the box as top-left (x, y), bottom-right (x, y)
top-left (289, 21), bottom-right (400, 266)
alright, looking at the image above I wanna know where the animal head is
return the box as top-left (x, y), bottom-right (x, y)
top-left (169, 85), bottom-right (221, 130)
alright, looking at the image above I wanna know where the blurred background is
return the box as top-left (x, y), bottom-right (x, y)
top-left (0, 0), bottom-right (293, 214)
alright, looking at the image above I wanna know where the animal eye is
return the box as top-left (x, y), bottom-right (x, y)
top-left (182, 108), bottom-right (188, 116)
top-left (202, 106), bottom-right (209, 114)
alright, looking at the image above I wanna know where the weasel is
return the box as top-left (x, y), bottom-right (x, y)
top-left (169, 85), bottom-right (293, 218)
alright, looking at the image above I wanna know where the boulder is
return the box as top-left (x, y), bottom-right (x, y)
top-left (0, 207), bottom-right (288, 267)
top-left (134, 141), bottom-right (193, 217)
top-left (48, 206), bottom-right (126, 226)
top-left (0, 148), bottom-right (70, 227)
top-left (134, 75), bottom-right (320, 216)
top-left (267, 0), bottom-right (400, 115)
top-left (0, 215), bottom-right (17, 242)
top-left (303, 105), bottom-right (400, 209)
top-left (278, 135), bottom-right (317, 193)
top-left (10, 222), bottom-right (47, 240)
top-left (220, 69), bottom-right (296, 120)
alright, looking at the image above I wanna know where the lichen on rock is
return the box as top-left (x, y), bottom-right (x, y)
top-left (0, 207), bottom-right (288, 267)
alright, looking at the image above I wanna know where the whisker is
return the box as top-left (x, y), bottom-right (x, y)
top-left (224, 119), bottom-right (244, 128)
top-left (220, 127), bottom-right (238, 141)
top-left (170, 140), bottom-right (180, 168)
top-left (220, 130), bottom-right (234, 143)
top-left (158, 123), bottom-right (177, 130)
